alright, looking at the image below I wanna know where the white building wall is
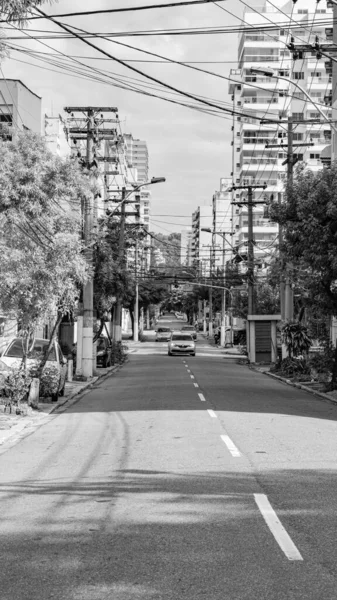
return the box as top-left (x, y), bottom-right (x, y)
top-left (228, 0), bottom-right (332, 268)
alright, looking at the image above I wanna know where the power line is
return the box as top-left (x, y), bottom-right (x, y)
top-left (32, 8), bottom-right (271, 122)
top-left (3, 0), bottom-right (224, 23)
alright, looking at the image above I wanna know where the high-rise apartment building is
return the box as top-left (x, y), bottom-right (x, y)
top-left (191, 206), bottom-right (213, 275)
top-left (180, 228), bottom-right (193, 266)
top-left (228, 0), bottom-right (332, 267)
top-left (212, 178), bottom-right (233, 270)
top-left (124, 134), bottom-right (151, 230)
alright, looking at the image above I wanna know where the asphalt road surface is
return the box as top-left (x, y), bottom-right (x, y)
top-left (2, 346), bottom-right (337, 599)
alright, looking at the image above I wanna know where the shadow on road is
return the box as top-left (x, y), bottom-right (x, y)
top-left (1, 468), bottom-right (337, 599)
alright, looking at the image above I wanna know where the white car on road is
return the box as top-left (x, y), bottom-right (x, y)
top-left (168, 331), bottom-right (196, 356)
top-left (0, 337), bottom-right (68, 401)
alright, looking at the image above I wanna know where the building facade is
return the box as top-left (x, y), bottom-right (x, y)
top-left (228, 0), bottom-right (332, 270)
top-left (0, 79), bottom-right (41, 138)
top-left (124, 134), bottom-right (151, 231)
top-left (180, 228), bottom-right (193, 267)
top-left (191, 206), bottom-right (213, 276)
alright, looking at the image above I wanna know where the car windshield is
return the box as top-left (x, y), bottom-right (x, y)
top-left (158, 328), bottom-right (171, 332)
top-left (182, 326), bottom-right (194, 330)
top-left (97, 339), bottom-right (107, 351)
top-left (5, 339), bottom-right (57, 361)
top-left (172, 334), bottom-right (193, 341)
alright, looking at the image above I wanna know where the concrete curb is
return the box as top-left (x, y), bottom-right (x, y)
top-left (253, 367), bottom-right (337, 407)
top-left (49, 362), bottom-right (125, 414)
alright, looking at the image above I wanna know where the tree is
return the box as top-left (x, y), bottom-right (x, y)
top-left (151, 232), bottom-right (181, 268)
top-left (0, 1), bottom-right (51, 22)
top-left (271, 163), bottom-right (337, 319)
top-left (0, 132), bottom-right (90, 372)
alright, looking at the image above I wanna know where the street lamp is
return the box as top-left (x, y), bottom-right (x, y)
top-left (110, 177), bottom-right (166, 217)
top-left (201, 227), bottom-right (234, 346)
top-left (133, 177), bottom-right (166, 342)
top-left (250, 67), bottom-right (335, 131)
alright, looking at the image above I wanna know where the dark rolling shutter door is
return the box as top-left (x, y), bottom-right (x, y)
top-left (255, 321), bottom-right (271, 362)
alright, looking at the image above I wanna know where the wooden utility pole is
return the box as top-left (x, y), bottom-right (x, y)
top-left (265, 116), bottom-right (315, 327)
top-left (114, 188), bottom-right (126, 342)
top-left (231, 184), bottom-right (267, 315)
top-left (64, 106), bottom-right (119, 377)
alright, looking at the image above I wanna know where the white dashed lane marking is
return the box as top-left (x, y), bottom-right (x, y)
top-left (207, 409), bottom-right (217, 418)
top-left (198, 393), bottom-right (206, 402)
top-left (194, 383), bottom-right (199, 388)
top-left (220, 435), bottom-right (241, 457)
top-left (254, 494), bottom-right (303, 561)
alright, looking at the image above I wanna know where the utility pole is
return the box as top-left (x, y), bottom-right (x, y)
top-left (134, 230), bottom-right (139, 342)
top-left (82, 108), bottom-right (95, 379)
top-left (285, 116), bottom-right (294, 325)
top-left (115, 187), bottom-right (126, 342)
top-left (265, 116), bottom-right (316, 326)
top-left (231, 183), bottom-right (266, 361)
top-left (219, 232), bottom-right (233, 347)
top-left (209, 245), bottom-right (213, 337)
top-left (231, 184), bottom-right (267, 315)
top-left (64, 106), bottom-right (119, 378)
top-left (333, 0), bottom-right (337, 160)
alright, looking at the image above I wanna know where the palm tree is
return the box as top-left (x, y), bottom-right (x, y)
top-left (281, 320), bottom-right (312, 358)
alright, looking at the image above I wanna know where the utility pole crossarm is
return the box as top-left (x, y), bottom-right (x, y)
top-left (64, 107), bottom-right (118, 113)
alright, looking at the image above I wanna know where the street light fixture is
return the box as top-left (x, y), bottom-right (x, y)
top-left (133, 177), bottom-right (166, 342)
top-left (250, 67), bottom-right (335, 131)
top-left (201, 227), bottom-right (234, 345)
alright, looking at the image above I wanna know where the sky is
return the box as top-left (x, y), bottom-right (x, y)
top-left (2, 0), bottom-right (247, 234)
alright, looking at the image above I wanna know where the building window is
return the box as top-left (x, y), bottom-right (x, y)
top-left (293, 133), bottom-right (303, 141)
top-left (236, 147), bottom-right (240, 152)
top-left (298, 9), bottom-right (308, 13)
top-left (292, 112), bottom-right (304, 121)
top-left (293, 72), bottom-right (304, 80)
top-left (310, 153), bottom-right (320, 159)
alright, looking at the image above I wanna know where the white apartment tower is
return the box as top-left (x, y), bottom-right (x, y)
top-left (124, 134), bottom-right (151, 231)
top-left (180, 228), bottom-right (193, 266)
top-left (191, 206), bottom-right (213, 275)
top-left (228, 0), bottom-right (332, 267)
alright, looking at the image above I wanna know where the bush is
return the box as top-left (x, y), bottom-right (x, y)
top-left (281, 321), bottom-right (312, 357)
top-left (29, 364), bottom-right (60, 397)
top-left (110, 341), bottom-right (127, 365)
top-left (2, 369), bottom-right (31, 410)
top-left (275, 357), bottom-right (310, 377)
top-left (309, 351), bottom-right (333, 375)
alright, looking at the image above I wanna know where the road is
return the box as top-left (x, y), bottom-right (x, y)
top-left (1, 340), bottom-right (337, 599)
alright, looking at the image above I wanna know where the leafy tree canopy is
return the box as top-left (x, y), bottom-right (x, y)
top-left (270, 163), bottom-right (337, 317)
top-left (0, 132), bottom-right (90, 363)
top-left (0, 0), bottom-right (52, 23)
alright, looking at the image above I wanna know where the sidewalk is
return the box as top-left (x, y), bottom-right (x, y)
top-left (252, 364), bottom-right (337, 407)
top-left (0, 361), bottom-right (125, 451)
top-left (198, 333), bottom-right (246, 356)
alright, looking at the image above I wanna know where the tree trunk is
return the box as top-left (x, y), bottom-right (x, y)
top-left (93, 317), bottom-right (104, 343)
top-left (330, 341), bottom-right (337, 390)
top-left (130, 310), bottom-right (134, 338)
top-left (36, 312), bottom-right (63, 379)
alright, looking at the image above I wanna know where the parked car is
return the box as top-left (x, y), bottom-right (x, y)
top-left (168, 331), bottom-right (196, 356)
top-left (155, 327), bottom-right (172, 342)
top-left (181, 325), bottom-right (197, 341)
top-left (96, 336), bottom-right (112, 368)
top-left (0, 337), bottom-right (67, 401)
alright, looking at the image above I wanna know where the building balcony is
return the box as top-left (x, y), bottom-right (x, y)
top-left (307, 77), bottom-right (332, 88)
